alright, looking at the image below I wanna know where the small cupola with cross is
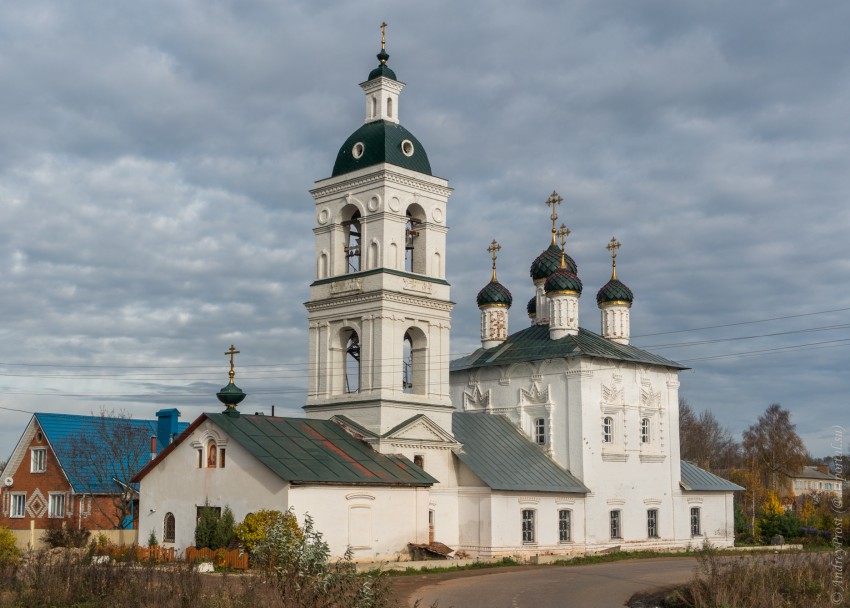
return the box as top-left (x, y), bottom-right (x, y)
top-left (361, 22), bottom-right (405, 125)
top-left (476, 239), bottom-right (513, 349)
top-left (545, 223), bottom-right (583, 339)
top-left (217, 344), bottom-right (247, 417)
top-left (596, 238), bottom-right (634, 344)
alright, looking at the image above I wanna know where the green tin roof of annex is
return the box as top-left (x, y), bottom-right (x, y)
top-left (680, 461), bottom-right (744, 492)
top-left (207, 413), bottom-right (437, 486)
top-left (450, 324), bottom-right (688, 372)
top-left (332, 120), bottom-right (432, 177)
top-left (452, 413), bottom-right (589, 493)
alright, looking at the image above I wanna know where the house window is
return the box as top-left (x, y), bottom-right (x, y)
top-left (163, 512), bottom-right (176, 543)
top-left (602, 417), bottom-right (613, 444)
top-left (641, 418), bottom-right (650, 444)
top-left (610, 510), bottom-right (622, 539)
top-left (49, 493), bottom-right (65, 519)
top-left (31, 448), bottom-right (47, 473)
top-left (690, 507), bottom-right (701, 536)
top-left (521, 509), bottom-right (536, 543)
top-left (558, 509), bottom-right (571, 542)
top-left (647, 509), bottom-right (659, 538)
top-left (206, 440), bottom-right (217, 468)
top-left (534, 418), bottom-right (546, 445)
top-left (11, 493), bottom-right (26, 518)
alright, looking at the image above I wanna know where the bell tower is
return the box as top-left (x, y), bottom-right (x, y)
top-left (304, 29), bottom-right (454, 434)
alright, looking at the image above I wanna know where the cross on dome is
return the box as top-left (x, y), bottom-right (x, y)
top-left (546, 191), bottom-right (563, 244)
top-left (224, 344), bottom-right (240, 384)
top-left (487, 239), bottom-right (502, 281)
top-left (606, 237), bottom-right (622, 280)
top-left (557, 223), bottom-right (571, 269)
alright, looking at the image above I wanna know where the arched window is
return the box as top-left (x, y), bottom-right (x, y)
top-left (402, 328), bottom-right (427, 395)
top-left (344, 211), bottom-right (362, 273)
top-left (163, 512), bottom-right (175, 543)
top-left (206, 439), bottom-right (217, 468)
top-left (387, 97), bottom-right (393, 118)
top-left (344, 331), bottom-right (360, 393)
top-left (602, 417), bottom-right (613, 444)
top-left (640, 418), bottom-right (650, 444)
top-left (371, 96), bottom-right (377, 118)
top-left (402, 334), bottom-right (413, 393)
top-left (404, 204), bottom-right (426, 273)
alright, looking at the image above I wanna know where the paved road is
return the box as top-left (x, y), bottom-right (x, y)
top-left (405, 557), bottom-right (699, 608)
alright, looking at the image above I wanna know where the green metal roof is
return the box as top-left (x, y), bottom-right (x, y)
top-left (531, 243), bottom-right (576, 281)
top-left (332, 120), bottom-right (432, 177)
top-left (452, 413), bottom-right (589, 493)
top-left (680, 461), bottom-right (744, 492)
top-left (544, 267), bottom-right (583, 294)
top-left (451, 324), bottom-right (688, 372)
top-left (476, 279), bottom-right (513, 308)
top-left (596, 278), bottom-right (634, 305)
top-left (207, 413), bottom-right (436, 487)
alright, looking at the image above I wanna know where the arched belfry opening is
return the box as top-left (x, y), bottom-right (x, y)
top-left (402, 327), bottom-right (427, 395)
top-left (343, 329), bottom-right (360, 394)
top-left (405, 204), bottom-right (426, 274)
top-left (342, 208), bottom-right (362, 274)
top-left (402, 334), bottom-right (413, 393)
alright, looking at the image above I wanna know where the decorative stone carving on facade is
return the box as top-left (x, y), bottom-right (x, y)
top-left (520, 382), bottom-right (549, 406)
top-left (402, 277), bottom-right (432, 294)
top-left (463, 385), bottom-right (490, 411)
top-left (26, 488), bottom-right (47, 518)
top-left (601, 383), bottom-right (624, 405)
top-left (330, 278), bottom-right (363, 295)
top-left (640, 385), bottom-right (662, 408)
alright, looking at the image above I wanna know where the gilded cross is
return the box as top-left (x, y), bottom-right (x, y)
top-left (381, 21), bottom-right (388, 50)
top-left (487, 239), bottom-right (501, 281)
top-left (557, 223), bottom-right (571, 249)
top-left (545, 191), bottom-right (563, 242)
top-left (224, 344), bottom-right (240, 383)
top-left (606, 237), bottom-right (621, 279)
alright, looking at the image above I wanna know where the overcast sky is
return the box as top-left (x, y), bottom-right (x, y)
top-left (1, 0), bottom-right (848, 459)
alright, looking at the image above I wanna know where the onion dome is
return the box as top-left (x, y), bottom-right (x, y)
top-left (476, 280), bottom-right (512, 308)
top-left (544, 266), bottom-right (583, 295)
top-left (218, 345), bottom-right (247, 417)
top-left (531, 243), bottom-right (577, 282)
top-left (368, 49), bottom-right (397, 81)
top-left (597, 237), bottom-right (633, 306)
top-left (527, 296), bottom-right (537, 317)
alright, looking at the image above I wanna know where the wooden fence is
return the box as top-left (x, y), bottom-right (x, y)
top-left (185, 546), bottom-right (249, 570)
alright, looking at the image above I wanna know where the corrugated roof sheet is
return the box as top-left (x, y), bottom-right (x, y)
top-left (450, 325), bottom-right (687, 372)
top-left (36, 413), bottom-right (189, 494)
top-left (207, 414), bottom-right (437, 486)
top-left (789, 466), bottom-right (840, 481)
top-left (451, 413), bottom-right (589, 494)
top-left (680, 461), bottom-right (744, 492)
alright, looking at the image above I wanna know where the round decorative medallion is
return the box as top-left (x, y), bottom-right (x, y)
top-left (352, 142), bottom-right (365, 159)
top-left (317, 208), bottom-right (330, 225)
top-left (400, 139), bottom-right (415, 157)
top-left (432, 207), bottom-right (444, 223)
top-left (389, 197), bottom-right (401, 212)
top-left (367, 196), bottom-right (380, 212)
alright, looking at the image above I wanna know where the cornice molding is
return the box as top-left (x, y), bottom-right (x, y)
top-left (311, 169), bottom-right (452, 199)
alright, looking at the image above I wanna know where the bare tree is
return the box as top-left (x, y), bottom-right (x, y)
top-left (62, 409), bottom-right (154, 529)
top-left (679, 397), bottom-right (740, 472)
top-left (742, 403), bottom-right (808, 493)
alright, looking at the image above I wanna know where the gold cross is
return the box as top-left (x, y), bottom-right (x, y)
top-left (487, 239), bottom-right (501, 280)
top-left (380, 21), bottom-right (388, 50)
top-left (557, 223), bottom-right (571, 249)
top-left (606, 237), bottom-right (621, 279)
top-left (224, 344), bottom-right (240, 383)
top-left (545, 191), bottom-right (563, 243)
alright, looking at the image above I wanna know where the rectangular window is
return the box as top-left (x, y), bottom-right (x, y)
top-left (219, 448), bottom-right (226, 468)
top-left (11, 493), bottom-right (26, 518)
top-left (558, 509), bottom-right (571, 542)
top-left (602, 417), bottom-right (613, 444)
top-left (31, 448), bottom-right (47, 473)
top-left (534, 418), bottom-right (546, 445)
top-left (610, 510), bottom-right (622, 539)
top-left (690, 507), bottom-right (701, 536)
top-left (197, 449), bottom-right (203, 468)
top-left (49, 493), bottom-right (65, 519)
top-left (647, 509), bottom-right (658, 538)
top-left (640, 418), bottom-right (650, 444)
top-left (522, 509), bottom-right (536, 543)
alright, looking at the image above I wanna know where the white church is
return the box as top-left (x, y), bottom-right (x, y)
top-left (134, 32), bottom-right (741, 560)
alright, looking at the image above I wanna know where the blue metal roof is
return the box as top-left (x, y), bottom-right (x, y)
top-left (451, 413), bottom-right (589, 494)
top-left (680, 461), bottom-right (744, 492)
top-left (36, 413), bottom-right (188, 494)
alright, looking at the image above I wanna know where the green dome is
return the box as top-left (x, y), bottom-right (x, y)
top-left (596, 278), bottom-right (634, 306)
top-left (527, 296), bottom-right (537, 317)
top-left (332, 120), bottom-right (432, 177)
top-left (544, 267), bottom-right (583, 295)
top-left (368, 49), bottom-right (397, 81)
top-left (476, 280), bottom-right (513, 308)
top-left (217, 382), bottom-right (246, 416)
top-left (530, 243), bottom-right (577, 282)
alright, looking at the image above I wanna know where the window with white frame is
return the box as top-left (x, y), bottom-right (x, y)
top-left (647, 509), bottom-right (659, 538)
top-left (521, 509), bottom-right (536, 543)
top-left (558, 509), bottom-right (571, 542)
top-left (31, 448), bottom-right (47, 473)
top-left (602, 417), bottom-right (614, 444)
top-left (49, 493), bottom-right (65, 518)
top-left (11, 493), bottom-right (26, 518)
top-left (640, 418), bottom-right (650, 444)
top-left (610, 510), bottom-right (622, 539)
top-left (534, 418), bottom-right (546, 445)
top-left (690, 507), bottom-right (701, 536)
